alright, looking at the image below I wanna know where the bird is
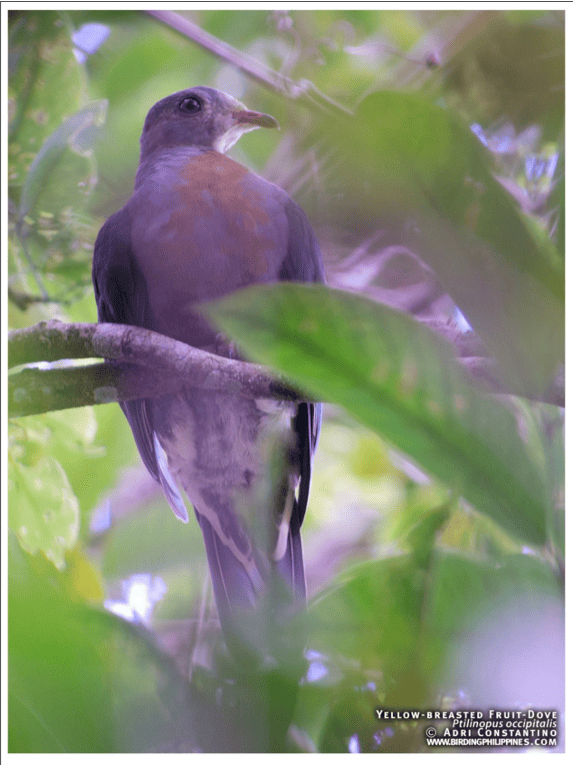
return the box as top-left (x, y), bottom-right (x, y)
top-left (92, 86), bottom-right (324, 657)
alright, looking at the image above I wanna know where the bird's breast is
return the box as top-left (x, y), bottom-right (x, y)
top-left (129, 152), bottom-right (288, 345)
top-left (130, 151), bottom-right (288, 346)
top-left (174, 152), bottom-right (277, 279)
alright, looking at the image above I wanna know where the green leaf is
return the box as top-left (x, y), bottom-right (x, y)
top-left (18, 100), bottom-right (107, 225)
top-left (8, 12), bottom-right (89, 186)
top-left (446, 12), bottom-right (564, 134)
top-left (310, 553), bottom-right (422, 673)
top-left (8, 538), bottom-right (206, 752)
top-left (9, 454), bottom-right (79, 569)
top-left (8, 539), bottom-right (115, 752)
top-left (7, 412), bottom-right (97, 568)
top-left (301, 546), bottom-right (562, 749)
top-left (204, 284), bottom-right (548, 546)
top-left (101, 499), bottom-right (205, 580)
top-left (427, 550), bottom-right (562, 642)
top-left (316, 90), bottom-right (563, 398)
top-left (8, 13), bottom-right (105, 305)
top-left (425, 550), bottom-right (563, 711)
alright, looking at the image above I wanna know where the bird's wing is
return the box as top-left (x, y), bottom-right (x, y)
top-left (92, 208), bottom-right (189, 521)
top-left (279, 197), bottom-right (325, 284)
top-left (281, 197), bottom-right (324, 524)
top-left (274, 198), bottom-right (325, 596)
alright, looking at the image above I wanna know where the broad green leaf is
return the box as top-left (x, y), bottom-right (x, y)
top-left (9, 538), bottom-right (115, 752)
top-left (10, 101), bottom-right (105, 310)
top-left (310, 554), bottom-right (422, 674)
top-left (444, 12), bottom-right (564, 134)
top-left (511, 402), bottom-right (564, 561)
top-left (9, 454), bottom-right (79, 569)
top-left (427, 550), bottom-right (562, 642)
top-left (426, 550), bottom-right (563, 713)
top-left (7, 411), bottom-right (98, 568)
top-left (8, 12), bottom-right (89, 186)
top-left (8, 538), bottom-right (207, 752)
top-left (8, 12), bottom-right (103, 307)
top-left (9, 535), bottom-right (313, 752)
top-left (204, 284), bottom-right (548, 546)
top-left (314, 90), bottom-right (563, 398)
top-left (18, 100), bottom-right (107, 224)
top-left (301, 547), bottom-right (561, 750)
top-left (44, 407), bottom-right (99, 451)
top-left (307, 504), bottom-right (445, 676)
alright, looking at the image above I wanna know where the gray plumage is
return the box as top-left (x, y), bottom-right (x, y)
top-left (92, 87), bottom-right (323, 651)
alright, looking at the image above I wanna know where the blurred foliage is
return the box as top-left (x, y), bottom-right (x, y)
top-left (205, 284), bottom-right (550, 546)
top-left (313, 90), bottom-right (563, 397)
top-left (7, 8), bottom-right (563, 754)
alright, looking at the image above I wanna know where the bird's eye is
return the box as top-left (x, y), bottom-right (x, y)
top-left (178, 96), bottom-right (202, 114)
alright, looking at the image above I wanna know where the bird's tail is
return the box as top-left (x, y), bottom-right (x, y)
top-left (195, 506), bottom-right (306, 663)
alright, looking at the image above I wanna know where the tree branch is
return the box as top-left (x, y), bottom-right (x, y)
top-left (8, 321), bottom-right (300, 418)
top-left (8, 318), bottom-right (564, 419)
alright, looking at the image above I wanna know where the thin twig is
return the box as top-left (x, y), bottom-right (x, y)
top-left (145, 9), bottom-right (352, 116)
top-left (8, 286), bottom-right (84, 310)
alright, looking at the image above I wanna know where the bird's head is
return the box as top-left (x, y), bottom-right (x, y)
top-left (140, 86), bottom-right (279, 159)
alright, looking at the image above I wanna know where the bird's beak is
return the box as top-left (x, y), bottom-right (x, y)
top-left (215, 101), bottom-right (280, 153)
top-left (231, 109), bottom-right (280, 130)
